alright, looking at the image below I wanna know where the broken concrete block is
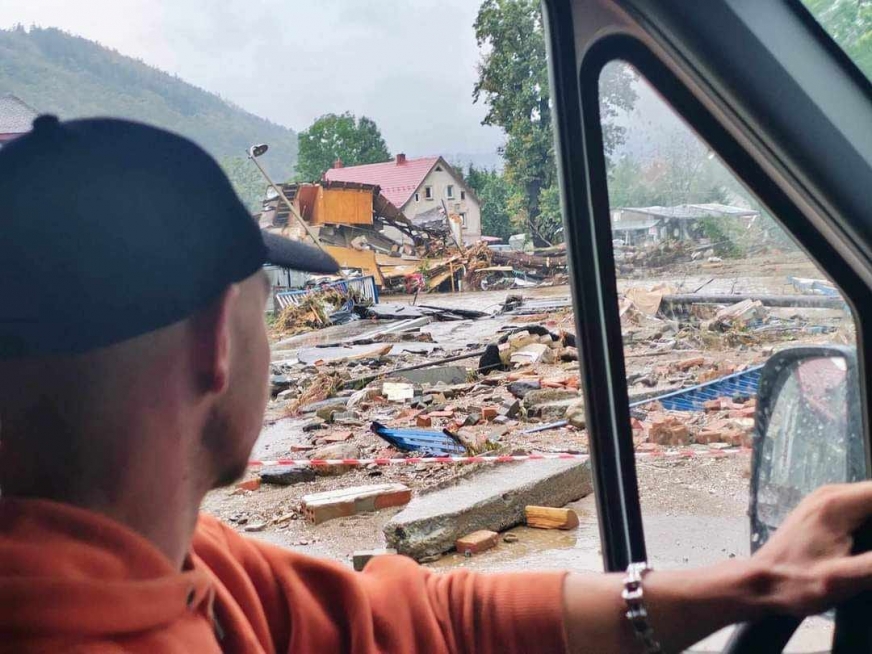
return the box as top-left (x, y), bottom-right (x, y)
top-left (525, 506), bottom-right (580, 530)
top-left (507, 330), bottom-right (535, 348)
top-left (522, 388), bottom-right (579, 410)
top-left (510, 343), bottom-right (554, 366)
top-left (352, 548), bottom-right (398, 572)
top-left (498, 399), bottom-right (520, 419)
top-left (384, 459), bottom-right (592, 560)
top-left (456, 430), bottom-right (490, 454)
top-left (260, 466), bottom-right (317, 486)
top-left (456, 530), bottom-right (499, 555)
top-left (464, 412), bottom-right (481, 427)
top-left (302, 418), bottom-right (327, 432)
top-left (397, 366), bottom-right (468, 386)
top-left (302, 483), bottom-right (411, 524)
top-left (565, 397), bottom-right (586, 429)
top-left (507, 379), bottom-right (541, 399)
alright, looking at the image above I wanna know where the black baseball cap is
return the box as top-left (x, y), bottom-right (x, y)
top-left (0, 115), bottom-right (338, 359)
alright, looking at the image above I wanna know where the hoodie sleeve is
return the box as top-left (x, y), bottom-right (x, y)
top-left (192, 515), bottom-right (568, 654)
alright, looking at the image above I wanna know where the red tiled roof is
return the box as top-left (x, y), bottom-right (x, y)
top-left (324, 156), bottom-right (440, 209)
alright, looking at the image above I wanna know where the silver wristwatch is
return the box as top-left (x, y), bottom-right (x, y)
top-left (622, 562), bottom-right (663, 654)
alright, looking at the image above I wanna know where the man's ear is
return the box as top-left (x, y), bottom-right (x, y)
top-left (190, 284), bottom-right (240, 395)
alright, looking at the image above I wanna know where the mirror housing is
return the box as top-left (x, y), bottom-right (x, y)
top-left (749, 345), bottom-right (864, 553)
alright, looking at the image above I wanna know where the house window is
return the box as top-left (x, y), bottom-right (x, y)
top-left (415, 192), bottom-right (420, 202)
top-left (435, 165), bottom-right (443, 172)
top-left (460, 190), bottom-right (466, 200)
top-left (446, 184), bottom-right (455, 199)
top-left (424, 186), bottom-right (433, 200)
top-left (459, 212), bottom-right (467, 228)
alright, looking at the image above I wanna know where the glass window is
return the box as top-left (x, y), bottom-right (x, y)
top-left (599, 60), bottom-right (860, 651)
top-left (446, 184), bottom-right (455, 199)
top-left (803, 0), bottom-right (872, 82)
top-left (424, 186), bottom-right (433, 200)
top-left (461, 189), bottom-right (466, 200)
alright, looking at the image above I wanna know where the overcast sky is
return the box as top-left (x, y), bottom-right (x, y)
top-left (0, 0), bottom-right (504, 157)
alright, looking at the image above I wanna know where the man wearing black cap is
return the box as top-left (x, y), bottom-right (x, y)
top-left (3, 116), bottom-right (872, 653)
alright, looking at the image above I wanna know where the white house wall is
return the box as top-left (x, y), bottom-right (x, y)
top-left (402, 165), bottom-right (482, 244)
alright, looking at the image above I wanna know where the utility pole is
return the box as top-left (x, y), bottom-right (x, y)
top-left (246, 145), bottom-right (341, 271)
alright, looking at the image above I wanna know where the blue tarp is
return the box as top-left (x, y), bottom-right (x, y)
top-left (630, 365), bottom-right (763, 412)
top-left (371, 421), bottom-right (466, 456)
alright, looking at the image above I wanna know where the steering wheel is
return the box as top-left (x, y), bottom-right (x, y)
top-left (724, 525), bottom-right (872, 653)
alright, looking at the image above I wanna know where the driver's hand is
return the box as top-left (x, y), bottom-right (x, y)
top-left (753, 481), bottom-right (872, 616)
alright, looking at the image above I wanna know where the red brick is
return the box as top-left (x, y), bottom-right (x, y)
top-left (456, 530), bottom-right (499, 555)
top-left (416, 415), bottom-right (432, 428)
top-left (481, 406), bottom-right (498, 421)
top-left (236, 478), bottom-right (261, 492)
top-left (676, 356), bottom-right (705, 371)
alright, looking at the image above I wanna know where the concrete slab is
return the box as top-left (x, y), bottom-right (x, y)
top-left (383, 459), bottom-right (592, 560)
top-left (395, 365), bottom-right (469, 385)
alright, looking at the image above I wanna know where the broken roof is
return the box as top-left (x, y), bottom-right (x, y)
top-left (619, 203), bottom-right (759, 221)
top-left (0, 94), bottom-right (38, 136)
top-left (324, 156), bottom-right (441, 208)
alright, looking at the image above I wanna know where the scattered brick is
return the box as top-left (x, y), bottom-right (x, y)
top-left (236, 478), bottom-right (261, 492)
top-left (302, 484), bottom-right (411, 524)
top-left (677, 356), bottom-right (706, 371)
top-left (456, 530), bottom-right (499, 555)
top-left (416, 415), bottom-right (432, 428)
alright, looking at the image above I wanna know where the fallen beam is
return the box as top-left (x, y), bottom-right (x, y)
top-left (661, 293), bottom-right (845, 309)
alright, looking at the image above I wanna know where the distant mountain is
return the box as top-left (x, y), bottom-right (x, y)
top-left (0, 26), bottom-right (297, 209)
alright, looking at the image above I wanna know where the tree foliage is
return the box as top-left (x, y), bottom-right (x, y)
top-left (463, 165), bottom-right (518, 241)
top-left (296, 112), bottom-right (391, 182)
top-left (220, 157), bottom-right (267, 213)
top-left (0, 26), bottom-right (299, 190)
top-left (804, 0), bottom-right (872, 78)
top-left (473, 0), bottom-right (636, 243)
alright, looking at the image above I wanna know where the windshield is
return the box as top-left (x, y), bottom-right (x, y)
top-left (803, 0), bottom-right (872, 81)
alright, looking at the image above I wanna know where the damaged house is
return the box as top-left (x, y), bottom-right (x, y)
top-left (610, 203), bottom-right (759, 245)
top-left (324, 154), bottom-right (482, 245)
top-left (259, 180), bottom-right (430, 286)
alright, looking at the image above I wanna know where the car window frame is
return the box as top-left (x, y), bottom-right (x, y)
top-left (543, 0), bottom-right (872, 573)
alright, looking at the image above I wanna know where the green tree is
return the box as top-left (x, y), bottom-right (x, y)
top-left (804, 0), bottom-right (872, 78)
top-left (473, 0), bottom-right (636, 244)
top-left (464, 165), bottom-right (518, 241)
top-left (220, 157), bottom-right (267, 214)
top-left (296, 112), bottom-right (391, 181)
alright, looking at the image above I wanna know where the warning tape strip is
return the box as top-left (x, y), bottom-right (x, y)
top-left (248, 447), bottom-right (751, 469)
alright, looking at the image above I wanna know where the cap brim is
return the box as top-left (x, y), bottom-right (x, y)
top-left (261, 230), bottom-right (339, 274)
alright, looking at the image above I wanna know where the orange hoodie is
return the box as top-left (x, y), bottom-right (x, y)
top-left (0, 499), bottom-right (568, 652)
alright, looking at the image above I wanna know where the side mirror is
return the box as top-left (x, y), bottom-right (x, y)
top-left (749, 346), bottom-right (865, 553)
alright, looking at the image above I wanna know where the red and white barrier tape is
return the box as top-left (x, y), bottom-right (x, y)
top-left (248, 447), bottom-right (751, 469)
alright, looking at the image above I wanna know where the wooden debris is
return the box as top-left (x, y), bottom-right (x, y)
top-left (525, 506), bottom-right (580, 530)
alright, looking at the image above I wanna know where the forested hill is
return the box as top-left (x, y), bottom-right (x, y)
top-left (0, 27), bottom-right (297, 206)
